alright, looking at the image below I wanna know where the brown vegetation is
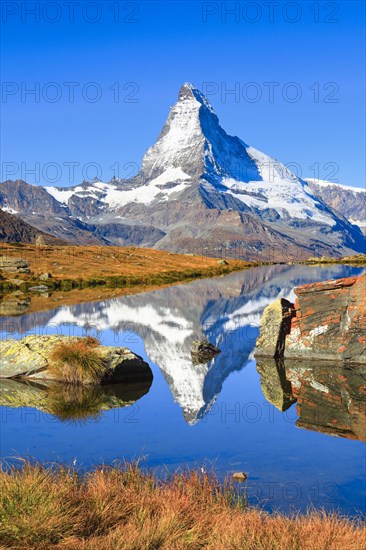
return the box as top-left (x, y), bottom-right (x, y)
top-left (0, 244), bottom-right (254, 316)
top-left (49, 338), bottom-right (106, 385)
top-left (0, 244), bottom-right (251, 280)
top-left (0, 462), bottom-right (365, 549)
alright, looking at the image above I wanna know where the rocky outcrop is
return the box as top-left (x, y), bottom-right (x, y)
top-left (257, 358), bottom-right (366, 441)
top-left (0, 256), bottom-right (30, 273)
top-left (255, 298), bottom-right (295, 358)
top-left (91, 222), bottom-right (166, 247)
top-left (306, 179), bottom-right (366, 233)
top-left (0, 208), bottom-right (67, 245)
top-left (0, 335), bottom-right (153, 384)
top-left (256, 274), bottom-right (366, 363)
top-left (0, 180), bottom-right (106, 245)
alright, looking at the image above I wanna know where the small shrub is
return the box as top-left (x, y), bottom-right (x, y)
top-left (49, 338), bottom-right (106, 385)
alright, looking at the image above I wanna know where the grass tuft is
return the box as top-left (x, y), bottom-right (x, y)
top-left (0, 461), bottom-right (365, 549)
top-left (49, 338), bottom-right (106, 385)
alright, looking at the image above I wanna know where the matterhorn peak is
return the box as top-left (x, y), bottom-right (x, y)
top-left (178, 82), bottom-right (215, 114)
top-left (141, 82), bottom-right (257, 182)
top-left (140, 83), bottom-right (211, 180)
top-left (178, 82), bottom-right (196, 100)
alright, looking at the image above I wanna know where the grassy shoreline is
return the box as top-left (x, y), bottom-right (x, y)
top-left (1, 462), bottom-right (365, 549)
top-left (1, 246), bottom-right (364, 312)
top-left (0, 244), bottom-right (255, 296)
top-left (301, 254), bottom-right (366, 266)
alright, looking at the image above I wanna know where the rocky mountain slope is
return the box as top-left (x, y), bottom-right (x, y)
top-left (0, 209), bottom-right (67, 245)
top-left (306, 179), bottom-right (365, 233)
top-left (1, 83), bottom-right (365, 259)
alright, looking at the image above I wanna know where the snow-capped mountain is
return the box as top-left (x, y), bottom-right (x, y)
top-left (1, 83), bottom-right (365, 258)
top-left (306, 179), bottom-right (366, 234)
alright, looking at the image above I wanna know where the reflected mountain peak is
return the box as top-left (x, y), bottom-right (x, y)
top-left (1, 264), bottom-right (364, 425)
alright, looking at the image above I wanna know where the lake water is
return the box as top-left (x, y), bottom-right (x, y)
top-left (1, 264), bottom-right (365, 514)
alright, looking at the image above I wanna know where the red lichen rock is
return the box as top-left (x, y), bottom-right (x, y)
top-left (256, 274), bottom-right (365, 364)
top-left (286, 275), bottom-right (365, 363)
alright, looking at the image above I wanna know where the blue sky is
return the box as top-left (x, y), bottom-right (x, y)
top-left (1, 0), bottom-right (365, 188)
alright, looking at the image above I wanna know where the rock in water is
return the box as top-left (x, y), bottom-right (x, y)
top-left (255, 298), bottom-right (295, 358)
top-left (256, 274), bottom-right (365, 363)
top-left (233, 472), bottom-right (247, 481)
top-left (191, 340), bottom-right (220, 363)
top-left (0, 335), bottom-right (153, 384)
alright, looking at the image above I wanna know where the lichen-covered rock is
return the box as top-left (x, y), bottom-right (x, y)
top-left (0, 339), bottom-right (48, 378)
top-left (256, 274), bottom-right (365, 363)
top-left (255, 298), bottom-right (295, 358)
top-left (39, 272), bottom-right (52, 280)
top-left (286, 275), bottom-right (365, 363)
top-left (0, 335), bottom-right (153, 384)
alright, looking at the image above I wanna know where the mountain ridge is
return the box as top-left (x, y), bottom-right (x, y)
top-left (0, 209), bottom-right (68, 245)
top-left (1, 83), bottom-right (365, 259)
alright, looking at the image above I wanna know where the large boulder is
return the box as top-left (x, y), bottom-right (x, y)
top-left (255, 298), bottom-right (295, 358)
top-left (256, 274), bottom-right (365, 363)
top-left (0, 335), bottom-right (153, 384)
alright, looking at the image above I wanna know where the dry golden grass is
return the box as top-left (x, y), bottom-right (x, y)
top-left (49, 338), bottom-right (106, 385)
top-left (0, 462), bottom-right (364, 549)
top-left (0, 243), bottom-right (250, 281)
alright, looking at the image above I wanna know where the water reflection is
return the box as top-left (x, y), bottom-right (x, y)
top-left (0, 379), bottom-right (152, 423)
top-left (289, 361), bottom-right (366, 441)
top-left (257, 358), bottom-right (366, 441)
top-left (1, 264), bottom-right (363, 427)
